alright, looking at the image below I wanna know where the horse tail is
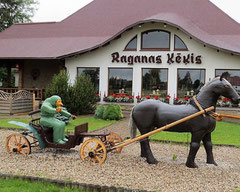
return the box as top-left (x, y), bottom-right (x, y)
top-left (129, 107), bottom-right (137, 139)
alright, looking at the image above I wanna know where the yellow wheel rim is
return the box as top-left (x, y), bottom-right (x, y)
top-left (106, 132), bottom-right (123, 153)
top-left (6, 134), bottom-right (31, 156)
top-left (80, 138), bottom-right (107, 165)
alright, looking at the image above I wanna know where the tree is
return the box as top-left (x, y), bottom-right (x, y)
top-left (0, 0), bottom-right (38, 32)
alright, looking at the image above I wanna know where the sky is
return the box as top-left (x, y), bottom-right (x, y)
top-left (32, 0), bottom-right (240, 23)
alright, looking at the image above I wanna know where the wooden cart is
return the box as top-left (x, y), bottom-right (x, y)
top-left (6, 111), bottom-right (122, 165)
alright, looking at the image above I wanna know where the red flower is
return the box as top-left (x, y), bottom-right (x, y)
top-left (155, 96), bottom-right (159, 100)
top-left (174, 97), bottom-right (179, 101)
top-left (128, 96), bottom-right (133, 99)
top-left (228, 99), bottom-right (231, 102)
top-left (112, 94), bottom-right (116, 97)
top-left (104, 94), bottom-right (106, 97)
top-left (136, 96), bottom-right (140, 99)
top-left (96, 94), bottom-right (100, 97)
top-left (166, 95), bottom-right (171, 100)
top-left (117, 95), bottom-right (120, 98)
top-left (146, 95), bottom-right (151, 99)
top-left (222, 98), bottom-right (228, 102)
top-left (185, 97), bottom-right (189, 101)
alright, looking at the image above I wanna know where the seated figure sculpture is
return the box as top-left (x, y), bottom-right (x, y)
top-left (40, 95), bottom-right (75, 144)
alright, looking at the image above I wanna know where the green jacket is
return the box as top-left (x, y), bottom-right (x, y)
top-left (41, 95), bottom-right (70, 118)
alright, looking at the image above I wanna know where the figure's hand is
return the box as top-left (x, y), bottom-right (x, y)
top-left (71, 115), bottom-right (76, 120)
top-left (56, 107), bottom-right (62, 113)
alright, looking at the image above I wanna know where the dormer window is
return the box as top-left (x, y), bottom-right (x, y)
top-left (124, 36), bottom-right (137, 51)
top-left (174, 35), bottom-right (188, 51)
top-left (141, 30), bottom-right (170, 51)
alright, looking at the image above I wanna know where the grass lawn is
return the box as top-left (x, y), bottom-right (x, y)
top-left (0, 117), bottom-right (116, 132)
top-left (150, 121), bottom-right (240, 146)
top-left (0, 177), bottom-right (86, 192)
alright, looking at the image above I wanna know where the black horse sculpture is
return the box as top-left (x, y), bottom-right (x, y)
top-left (129, 76), bottom-right (240, 168)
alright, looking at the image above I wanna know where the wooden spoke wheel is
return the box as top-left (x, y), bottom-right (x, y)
top-left (6, 134), bottom-right (31, 156)
top-left (105, 132), bottom-right (123, 153)
top-left (80, 138), bottom-right (107, 165)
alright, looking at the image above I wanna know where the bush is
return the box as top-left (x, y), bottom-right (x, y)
top-left (45, 71), bottom-right (97, 115)
top-left (45, 70), bottom-right (71, 107)
top-left (70, 73), bottom-right (97, 115)
top-left (95, 104), bottom-right (105, 119)
top-left (103, 104), bottom-right (123, 120)
top-left (115, 104), bottom-right (123, 119)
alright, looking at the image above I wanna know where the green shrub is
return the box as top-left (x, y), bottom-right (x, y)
top-left (70, 73), bottom-right (97, 115)
top-left (45, 70), bottom-right (71, 107)
top-left (45, 71), bottom-right (97, 115)
top-left (95, 104), bottom-right (105, 119)
top-left (115, 104), bottom-right (123, 119)
top-left (103, 104), bottom-right (123, 120)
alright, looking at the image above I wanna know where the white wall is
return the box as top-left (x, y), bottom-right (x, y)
top-left (66, 22), bottom-right (240, 103)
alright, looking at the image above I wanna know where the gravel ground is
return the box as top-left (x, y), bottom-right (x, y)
top-left (1, 113), bottom-right (240, 192)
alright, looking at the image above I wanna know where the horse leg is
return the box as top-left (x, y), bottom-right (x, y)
top-left (140, 137), bottom-right (157, 164)
top-left (186, 131), bottom-right (204, 168)
top-left (202, 133), bottom-right (217, 166)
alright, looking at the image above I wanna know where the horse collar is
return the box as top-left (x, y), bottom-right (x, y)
top-left (192, 96), bottom-right (206, 117)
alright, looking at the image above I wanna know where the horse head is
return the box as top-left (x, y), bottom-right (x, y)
top-left (215, 74), bottom-right (240, 104)
top-left (198, 74), bottom-right (240, 106)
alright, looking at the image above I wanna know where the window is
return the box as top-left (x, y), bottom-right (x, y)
top-left (108, 68), bottom-right (133, 95)
top-left (216, 69), bottom-right (240, 93)
top-left (142, 68), bottom-right (168, 97)
top-left (141, 30), bottom-right (170, 50)
top-left (177, 69), bottom-right (205, 98)
top-left (124, 36), bottom-right (137, 51)
top-left (77, 67), bottom-right (100, 92)
top-left (174, 35), bottom-right (188, 51)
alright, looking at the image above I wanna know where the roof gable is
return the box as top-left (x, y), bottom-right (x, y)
top-left (0, 0), bottom-right (240, 58)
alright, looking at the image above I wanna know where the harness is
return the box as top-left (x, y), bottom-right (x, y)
top-left (190, 96), bottom-right (223, 121)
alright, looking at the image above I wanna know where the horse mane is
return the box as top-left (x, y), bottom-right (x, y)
top-left (199, 76), bottom-right (220, 93)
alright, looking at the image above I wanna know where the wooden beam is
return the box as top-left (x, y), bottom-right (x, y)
top-left (18, 63), bottom-right (23, 90)
top-left (7, 65), bottom-right (11, 87)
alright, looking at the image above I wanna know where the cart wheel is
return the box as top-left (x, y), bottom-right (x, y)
top-left (80, 138), bottom-right (107, 165)
top-left (6, 134), bottom-right (31, 156)
top-left (106, 132), bottom-right (123, 153)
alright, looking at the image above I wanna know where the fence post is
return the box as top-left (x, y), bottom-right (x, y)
top-left (32, 93), bottom-right (36, 111)
top-left (9, 94), bottom-right (13, 115)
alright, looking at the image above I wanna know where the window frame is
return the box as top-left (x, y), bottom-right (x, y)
top-left (174, 35), bottom-right (188, 51)
top-left (124, 35), bottom-right (137, 51)
top-left (215, 69), bottom-right (240, 91)
top-left (108, 67), bottom-right (133, 96)
top-left (177, 68), bottom-right (206, 99)
top-left (141, 68), bottom-right (169, 97)
top-left (140, 30), bottom-right (171, 51)
top-left (77, 67), bottom-right (100, 91)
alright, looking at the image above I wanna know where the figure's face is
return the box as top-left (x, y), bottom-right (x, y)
top-left (56, 99), bottom-right (63, 107)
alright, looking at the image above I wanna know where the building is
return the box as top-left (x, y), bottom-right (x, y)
top-left (0, 0), bottom-right (240, 103)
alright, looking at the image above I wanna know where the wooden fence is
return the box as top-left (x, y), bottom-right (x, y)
top-left (0, 88), bottom-right (45, 100)
top-left (0, 90), bottom-right (35, 115)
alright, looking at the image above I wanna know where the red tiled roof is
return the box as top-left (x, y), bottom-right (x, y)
top-left (0, 0), bottom-right (240, 59)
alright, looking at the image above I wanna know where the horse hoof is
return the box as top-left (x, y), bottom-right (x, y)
top-left (207, 161), bottom-right (218, 166)
top-left (147, 158), bottom-right (158, 164)
top-left (186, 162), bottom-right (198, 168)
